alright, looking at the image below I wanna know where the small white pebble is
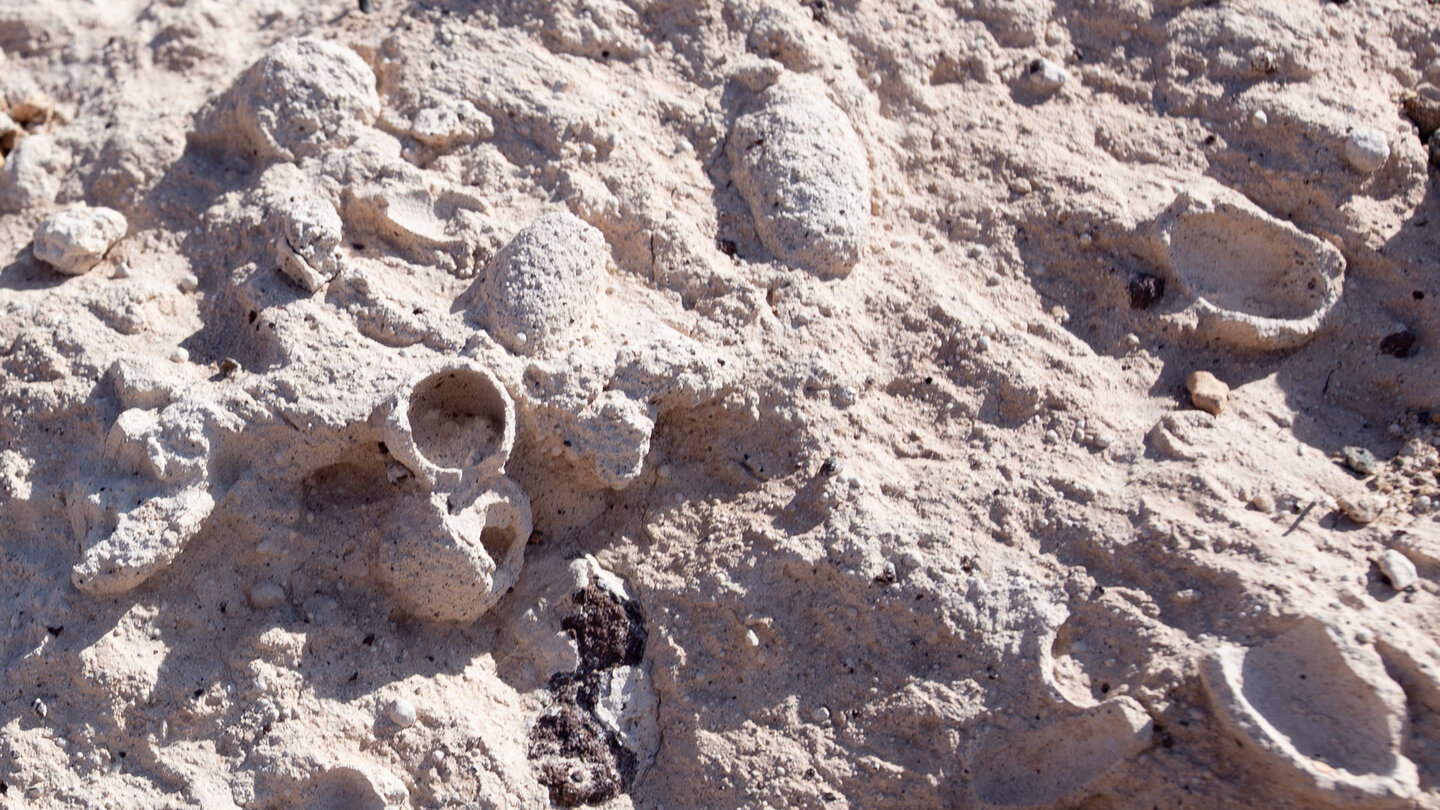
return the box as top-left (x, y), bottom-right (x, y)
top-left (1044, 429), bottom-right (1060, 444)
top-left (247, 581), bottom-right (286, 609)
top-left (1378, 549), bottom-right (1419, 590)
top-left (836, 385), bottom-right (858, 407)
top-left (1345, 127), bottom-right (1390, 173)
top-left (1252, 110), bottom-right (1268, 127)
top-left (32, 698), bottom-right (46, 719)
top-left (113, 262), bottom-right (132, 279)
top-left (976, 336), bottom-right (991, 352)
top-left (1026, 57), bottom-right (1068, 92)
top-left (1090, 432), bottom-right (1114, 450)
top-left (1175, 589), bottom-right (1202, 604)
top-left (179, 273), bottom-right (199, 292)
top-left (745, 628), bottom-right (760, 647)
top-left (811, 706), bottom-right (831, 723)
top-left (386, 697), bottom-right (417, 728)
top-left (169, 348), bottom-right (189, 364)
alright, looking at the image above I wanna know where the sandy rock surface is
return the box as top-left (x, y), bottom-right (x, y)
top-left (0, 1), bottom-right (1438, 808)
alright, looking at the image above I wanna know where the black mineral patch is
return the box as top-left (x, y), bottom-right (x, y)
top-left (528, 583), bottom-right (648, 806)
top-left (1128, 273), bottom-right (1165, 310)
top-left (563, 584), bottom-right (647, 671)
top-left (1380, 329), bottom-right (1417, 358)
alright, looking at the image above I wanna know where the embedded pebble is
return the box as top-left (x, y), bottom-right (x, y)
top-left (1378, 549), bottom-right (1418, 590)
top-left (247, 581), bottom-right (286, 609)
top-left (1338, 494), bottom-right (1384, 524)
top-left (1340, 446), bottom-right (1379, 476)
top-left (811, 706), bottom-right (831, 723)
top-left (386, 696), bottom-right (418, 728)
top-left (1186, 371), bottom-right (1229, 416)
top-left (1344, 127), bottom-right (1390, 173)
top-left (1248, 492), bottom-right (1276, 513)
top-left (1027, 57), bottom-right (1068, 92)
top-left (33, 206), bottom-right (128, 275)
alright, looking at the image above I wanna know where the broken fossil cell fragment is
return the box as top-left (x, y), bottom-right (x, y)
top-left (970, 697), bottom-right (1153, 808)
top-left (728, 74), bottom-right (871, 278)
top-left (1147, 182), bottom-right (1344, 351)
top-left (1, 133), bottom-right (69, 213)
top-left (1200, 618), bottom-right (1420, 805)
top-left (377, 479), bottom-right (532, 624)
top-left (71, 486), bottom-right (216, 596)
top-left (276, 194), bottom-right (344, 292)
top-left (197, 36), bottom-right (379, 163)
top-left (464, 211), bottom-right (607, 355)
top-left (70, 396), bottom-right (240, 595)
top-left (406, 97), bottom-right (493, 148)
top-left (34, 205), bottom-right (128, 275)
top-left (517, 331), bottom-right (737, 489)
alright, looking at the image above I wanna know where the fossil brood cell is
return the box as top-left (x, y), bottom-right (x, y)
top-left (1147, 182), bottom-right (1344, 351)
top-left (196, 36), bottom-right (379, 164)
top-left (377, 364), bottom-right (516, 491)
top-left (373, 362), bottom-right (532, 623)
top-left (464, 211), bottom-right (607, 356)
top-left (1200, 618), bottom-right (1420, 804)
top-left (728, 74), bottom-right (871, 278)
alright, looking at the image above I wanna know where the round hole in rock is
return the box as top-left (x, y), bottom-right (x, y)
top-left (480, 525), bottom-right (514, 565)
top-left (1168, 212), bottom-right (1325, 321)
top-left (407, 369), bottom-right (506, 470)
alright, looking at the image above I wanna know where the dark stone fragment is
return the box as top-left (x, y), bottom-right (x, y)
top-left (1380, 329), bottom-right (1417, 358)
top-left (562, 585), bottom-right (647, 671)
top-left (529, 675), bottom-right (634, 806)
top-left (1340, 446), bottom-right (1379, 477)
top-left (1128, 273), bottom-right (1165, 310)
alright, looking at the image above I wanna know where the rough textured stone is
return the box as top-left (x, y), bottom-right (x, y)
top-left (1186, 370), bottom-right (1229, 416)
top-left (33, 205), bottom-right (127, 275)
top-left (728, 75), bottom-right (870, 278)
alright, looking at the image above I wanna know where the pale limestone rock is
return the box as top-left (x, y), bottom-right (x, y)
top-left (33, 205), bottom-right (127, 275)
top-left (1186, 370), bottom-right (1229, 416)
